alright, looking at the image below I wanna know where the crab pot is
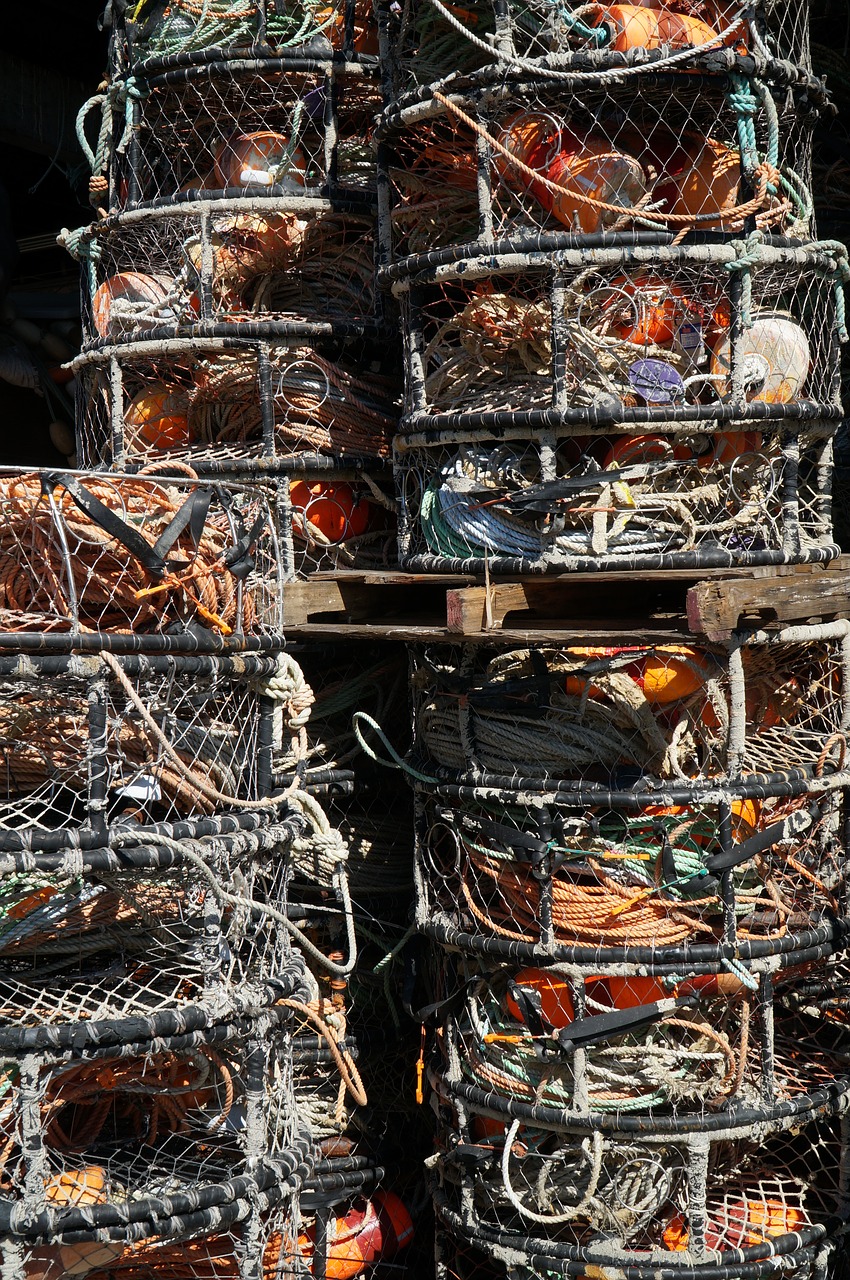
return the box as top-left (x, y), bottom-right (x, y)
top-left (0, 814), bottom-right (308, 1027)
top-left (0, 652), bottom-right (311, 848)
top-left (74, 204), bottom-right (384, 347)
top-left (415, 778), bottom-right (850, 963)
top-left (94, 62), bottom-right (379, 214)
top-left (376, 0), bottom-right (816, 97)
top-left (73, 337), bottom-right (398, 473)
top-left (376, 75), bottom-right (819, 262)
top-left (0, 469), bottom-right (288, 641)
top-left (429, 1087), bottom-right (850, 1279)
top-left (111, 0), bottom-right (379, 71)
top-left (408, 631), bottom-right (850, 791)
top-left (23, 1198), bottom-right (310, 1280)
top-left (391, 244), bottom-right (842, 430)
top-left (0, 1002), bottom-right (312, 1280)
top-left (396, 424), bottom-right (838, 571)
top-left (432, 950), bottom-right (850, 1124)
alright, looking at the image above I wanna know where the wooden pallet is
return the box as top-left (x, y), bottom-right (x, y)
top-left (282, 558), bottom-right (850, 643)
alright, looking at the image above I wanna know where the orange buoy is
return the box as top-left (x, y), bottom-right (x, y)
top-left (92, 273), bottom-right (174, 340)
top-left (731, 797), bottom-right (760, 836)
top-left (496, 116), bottom-right (646, 232)
top-left (542, 138), bottom-right (647, 233)
top-left (124, 383), bottom-right (191, 451)
top-left (505, 968), bottom-right (574, 1027)
top-left (290, 480), bottom-right (372, 543)
top-left (664, 137), bottom-right (741, 227)
top-left (602, 435), bottom-right (679, 467)
top-left (562, 643), bottom-right (710, 704)
top-left (588, 974), bottom-right (669, 1009)
top-left (45, 1165), bottom-right (109, 1207)
top-left (214, 132), bottom-right (306, 190)
top-left (604, 273), bottom-right (698, 346)
top-left (299, 1192), bottom-right (414, 1279)
top-left (589, 4), bottom-right (725, 51)
top-left (664, 1199), bottom-right (804, 1251)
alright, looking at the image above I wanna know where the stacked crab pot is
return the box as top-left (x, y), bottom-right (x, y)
top-left (0, 0), bottom-right (406, 1275)
top-left (59, 5), bottom-right (415, 1276)
top-left (372, 0), bottom-right (850, 1276)
top-left (70, 0), bottom-right (400, 576)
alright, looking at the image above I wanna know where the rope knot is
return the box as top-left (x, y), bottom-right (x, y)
top-left (723, 231), bottom-right (763, 330)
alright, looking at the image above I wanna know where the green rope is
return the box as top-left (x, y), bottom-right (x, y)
top-left (810, 239), bottom-right (850, 343)
top-left (723, 229), bottom-right (764, 330)
top-left (352, 711), bottom-right (439, 784)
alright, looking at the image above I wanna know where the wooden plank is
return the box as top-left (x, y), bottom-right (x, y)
top-left (688, 565), bottom-right (850, 641)
top-left (282, 622), bottom-right (694, 645)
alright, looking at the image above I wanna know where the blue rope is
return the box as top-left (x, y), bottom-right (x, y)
top-left (723, 230), bottom-right (764, 330)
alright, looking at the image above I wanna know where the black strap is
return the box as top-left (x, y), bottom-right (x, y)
top-left (152, 488), bottom-right (213, 563)
top-left (458, 812), bottom-right (550, 861)
top-left (506, 980), bottom-right (549, 1039)
top-left (706, 802), bottom-right (821, 873)
top-left (45, 473), bottom-right (169, 580)
top-left (555, 995), bottom-right (697, 1052)
top-left (222, 510), bottom-right (267, 581)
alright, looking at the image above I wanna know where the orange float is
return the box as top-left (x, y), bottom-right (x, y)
top-left (124, 383), bottom-right (191, 451)
top-left (506, 969), bottom-right (669, 1027)
top-left (562, 644), bottom-right (712, 705)
top-left (589, 4), bottom-right (726, 52)
top-left (664, 137), bottom-right (741, 227)
top-left (664, 1199), bottom-right (804, 1251)
top-left (214, 132), bottom-right (306, 190)
top-left (92, 273), bottom-right (175, 341)
top-left (298, 1192), bottom-right (414, 1279)
top-left (603, 273), bottom-right (698, 346)
top-left (290, 480), bottom-right (372, 543)
top-left (496, 116), bottom-right (647, 232)
top-left (506, 968), bottom-right (574, 1026)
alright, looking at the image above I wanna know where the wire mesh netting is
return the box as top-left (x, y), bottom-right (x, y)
top-left (0, 1009), bottom-right (310, 1252)
top-left (75, 338), bottom-right (398, 472)
top-left (0, 822), bottom-right (306, 1028)
top-left (408, 634), bottom-right (850, 787)
top-left (414, 783), bottom-right (849, 959)
top-left (395, 428), bottom-right (836, 571)
top-left (0, 470), bottom-right (287, 639)
top-left (393, 248), bottom-right (842, 425)
top-left (430, 1102), bottom-right (850, 1274)
top-left (112, 0), bottom-right (379, 68)
top-left (71, 205), bottom-right (383, 346)
top-left (434, 952), bottom-right (850, 1122)
top-left (83, 64), bottom-right (380, 215)
top-left (378, 0), bottom-right (816, 92)
top-left (0, 653), bottom-right (307, 848)
top-left (377, 75), bottom-right (817, 261)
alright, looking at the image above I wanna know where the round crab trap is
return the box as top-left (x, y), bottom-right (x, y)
top-left (0, 651), bottom-right (318, 851)
top-left (80, 61), bottom-right (380, 215)
top-left (407, 632), bottom-right (850, 792)
top-left (414, 780), bottom-right (850, 963)
top-left (0, 469), bottom-right (288, 644)
top-left (391, 244), bottom-right (843, 429)
top-left (394, 425), bottom-right (837, 572)
top-left (0, 819), bottom-right (315, 1028)
top-left (428, 1095), bottom-right (850, 1279)
top-left (110, 0), bottom-right (379, 69)
top-left (73, 337), bottom-right (398, 472)
top-left (389, 242), bottom-right (845, 571)
top-left (0, 1001), bottom-right (313, 1280)
top-left (376, 72), bottom-right (818, 262)
top-left (376, 0), bottom-right (818, 95)
top-left (433, 952), bottom-right (850, 1124)
top-left (67, 204), bottom-right (383, 347)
